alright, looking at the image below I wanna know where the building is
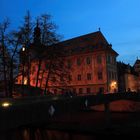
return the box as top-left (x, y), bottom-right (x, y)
top-left (17, 28), bottom-right (118, 95)
top-left (133, 58), bottom-right (140, 91)
top-left (117, 62), bottom-right (138, 92)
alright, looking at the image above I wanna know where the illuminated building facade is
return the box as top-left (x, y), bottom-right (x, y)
top-left (117, 62), bottom-right (139, 92)
top-left (17, 30), bottom-right (118, 94)
top-left (134, 59), bottom-right (140, 91)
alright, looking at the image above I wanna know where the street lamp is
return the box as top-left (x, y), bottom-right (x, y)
top-left (110, 81), bottom-right (117, 93)
top-left (2, 102), bottom-right (11, 108)
top-left (22, 46), bottom-right (26, 52)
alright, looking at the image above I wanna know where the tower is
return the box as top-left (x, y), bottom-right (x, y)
top-left (33, 19), bottom-right (41, 45)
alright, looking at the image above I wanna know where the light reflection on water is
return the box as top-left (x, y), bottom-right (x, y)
top-left (22, 129), bottom-right (96, 140)
top-left (45, 130), bottom-right (96, 140)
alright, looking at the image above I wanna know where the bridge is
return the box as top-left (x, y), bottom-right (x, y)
top-left (0, 92), bottom-right (140, 139)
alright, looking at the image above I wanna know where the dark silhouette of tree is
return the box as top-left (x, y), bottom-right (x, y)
top-left (0, 19), bottom-right (23, 97)
top-left (7, 31), bottom-right (22, 97)
top-left (18, 11), bottom-right (33, 87)
top-left (0, 11), bottom-right (69, 97)
top-left (0, 18), bottom-right (10, 97)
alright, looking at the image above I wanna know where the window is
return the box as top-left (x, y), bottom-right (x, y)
top-left (46, 63), bottom-right (49, 69)
top-left (77, 74), bottom-right (81, 81)
top-left (77, 58), bottom-right (81, 66)
top-left (112, 57), bottom-right (116, 64)
top-left (108, 71), bottom-right (111, 79)
top-left (98, 87), bottom-right (104, 94)
top-left (86, 57), bottom-right (91, 64)
top-left (107, 55), bottom-right (111, 63)
top-left (98, 72), bottom-right (103, 80)
top-left (112, 71), bottom-right (114, 79)
top-left (79, 88), bottom-right (83, 94)
top-left (52, 77), bottom-right (56, 82)
top-left (86, 88), bottom-right (91, 93)
top-left (67, 60), bottom-right (72, 69)
top-left (73, 88), bottom-right (76, 93)
top-left (115, 72), bottom-right (117, 80)
top-left (97, 55), bottom-right (102, 64)
top-left (87, 73), bottom-right (92, 80)
top-left (68, 75), bottom-right (72, 81)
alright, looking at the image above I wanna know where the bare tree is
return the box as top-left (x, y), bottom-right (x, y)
top-left (0, 18), bottom-right (10, 97)
top-left (34, 14), bottom-right (61, 89)
top-left (7, 31), bottom-right (22, 97)
top-left (18, 11), bottom-right (33, 87)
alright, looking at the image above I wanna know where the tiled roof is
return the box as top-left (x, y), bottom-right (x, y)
top-left (28, 31), bottom-right (118, 58)
top-left (56, 31), bottom-right (118, 56)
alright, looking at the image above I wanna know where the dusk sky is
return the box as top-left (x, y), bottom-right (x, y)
top-left (1, 0), bottom-right (140, 65)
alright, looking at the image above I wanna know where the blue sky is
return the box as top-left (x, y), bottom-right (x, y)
top-left (1, 0), bottom-right (140, 65)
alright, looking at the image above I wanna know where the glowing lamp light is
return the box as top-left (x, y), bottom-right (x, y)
top-left (22, 47), bottom-right (25, 52)
top-left (111, 81), bottom-right (117, 87)
top-left (24, 78), bottom-right (27, 85)
top-left (2, 102), bottom-right (11, 108)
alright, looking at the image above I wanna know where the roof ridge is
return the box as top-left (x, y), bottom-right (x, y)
top-left (60, 31), bottom-right (102, 44)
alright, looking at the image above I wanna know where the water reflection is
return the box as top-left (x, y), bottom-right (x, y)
top-left (46, 130), bottom-right (96, 140)
top-left (2, 112), bottom-right (140, 140)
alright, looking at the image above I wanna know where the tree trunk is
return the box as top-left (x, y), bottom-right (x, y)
top-left (2, 37), bottom-right (8, 97)
top-left (9, 61), bottom-right (14, 97)
top-left (27, 54), bottom-right (31, 86)
top-left (36, 59), bottom-right (42, 88)
top-left (40, 70), bottom-right (45, 88)
top-left (44, 60), bottom-right (53, 95)
top-left (21, 63), bottom-right (25, 96)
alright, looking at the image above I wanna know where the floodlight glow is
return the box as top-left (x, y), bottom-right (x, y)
top-left (2, 102), bottom-right (11, 107)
